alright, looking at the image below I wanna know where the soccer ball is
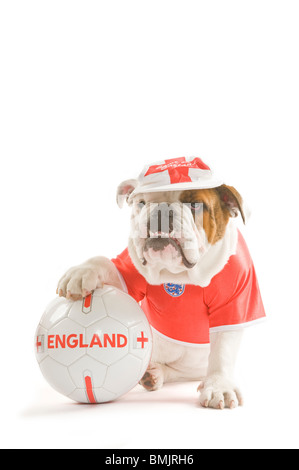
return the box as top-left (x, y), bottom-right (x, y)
top-left (35, 286), bottom-right (152, 403)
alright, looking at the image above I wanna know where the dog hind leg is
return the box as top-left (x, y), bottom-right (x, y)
top-left (139, 362), bottom-right (182, 391)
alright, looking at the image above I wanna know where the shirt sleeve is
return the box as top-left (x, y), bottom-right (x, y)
top-left (204, 232), bottom-right (266, 332)
top-left (111, 248), bottom-right (147, 302)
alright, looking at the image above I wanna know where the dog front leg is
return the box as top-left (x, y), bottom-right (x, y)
top-left (198, 330), bottom-right (244, 409)
top-left (57, 256), bottom-right (124, 300)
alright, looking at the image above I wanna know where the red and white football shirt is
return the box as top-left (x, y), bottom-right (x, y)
top-left (111, 231), bottom-right (266, 345)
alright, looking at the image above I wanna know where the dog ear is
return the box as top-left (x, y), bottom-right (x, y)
top-left (215, 184), bottom-right (248, 224)
top-left (116, 179), bottom-right (138, 208)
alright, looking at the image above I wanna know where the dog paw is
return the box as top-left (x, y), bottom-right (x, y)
top-left (139, 363), bottom-right (164, 391)
top-left (56, 264), bottom-right (100, 301)
top-left (198, 374), bottom-right (243, 410)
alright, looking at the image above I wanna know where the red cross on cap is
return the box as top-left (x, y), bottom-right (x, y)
top-left (128, 156), bottom-right (223, 198)
top-left (144, 157), bottom-right (210, 184)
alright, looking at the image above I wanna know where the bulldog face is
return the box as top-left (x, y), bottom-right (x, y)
top-left (117, 181), bottom-right (246, 285)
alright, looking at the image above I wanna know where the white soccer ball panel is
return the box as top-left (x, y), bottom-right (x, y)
top-left (92, 286), bottom-right (115, 298)
top-left (93, 388), bottom-right (117, 403)
top-left (48, 318), bottom-right (86, 366)
top-left (68, 355), bottom-right (107, 389)
top-left (86, 317), bottom-right (129, 365)
top-left (101, 287), bottom-right (146, 327)
top-left (39, 296), bottom-right (71, 329)
top-left (68, 294), bottom-right (107, 327)
top-left (39, 356), bottom-right (76, 396)
top-left (104, 354), bottom-right (142, 396)
top-left (67, 388), bottom-right (89, 404)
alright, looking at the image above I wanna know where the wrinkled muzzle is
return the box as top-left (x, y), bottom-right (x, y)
top-left (131, 202), bottom-right (205, 270)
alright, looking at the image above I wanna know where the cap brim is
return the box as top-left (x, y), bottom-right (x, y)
top-left (129, 178), bottom-right (224, 198)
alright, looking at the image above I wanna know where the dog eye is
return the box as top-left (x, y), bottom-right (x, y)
top-left (137, 200), bottom-right (146, 210)
top-left (190, 202), bottom-right (204, 212)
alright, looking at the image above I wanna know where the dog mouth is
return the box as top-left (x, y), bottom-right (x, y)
top-left (141, 232), bottom-right (196, 269)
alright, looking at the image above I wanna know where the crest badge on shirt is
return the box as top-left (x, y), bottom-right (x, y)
top-left (163, 283), bottom-right (185, 297)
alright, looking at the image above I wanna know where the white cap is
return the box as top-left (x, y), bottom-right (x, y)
top-left (130, 156), bottom-right (223, 197)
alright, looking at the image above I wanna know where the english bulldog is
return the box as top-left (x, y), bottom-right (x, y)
top-left (57, 157), bottom-right (265, 409)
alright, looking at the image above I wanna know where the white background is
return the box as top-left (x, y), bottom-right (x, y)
top-left (1, 0), bottom-right (298, 449)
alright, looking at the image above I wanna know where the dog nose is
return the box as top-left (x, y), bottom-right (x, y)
top-left (147, 203), bottom-right (174, 234)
